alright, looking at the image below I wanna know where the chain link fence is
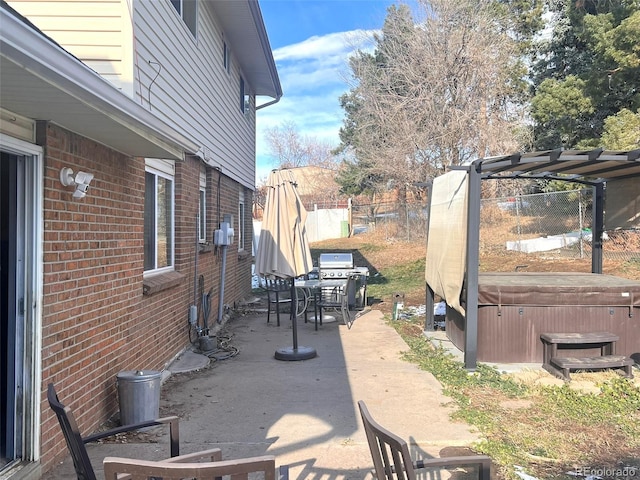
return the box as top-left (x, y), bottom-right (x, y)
top-left (481, 190), bottom-right (593, 260)
top-left (351, 190), bottom-right (640, 262)
top-left (351, 201), bottom-right (428, 242)
top-left (481, 190), bottom-right (640, 262)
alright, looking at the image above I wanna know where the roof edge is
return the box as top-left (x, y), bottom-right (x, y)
top-left (248, 0), bottom-right (283, 100)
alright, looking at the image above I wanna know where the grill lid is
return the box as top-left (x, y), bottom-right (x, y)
top-left (318, 253), bottom-right (354, 269)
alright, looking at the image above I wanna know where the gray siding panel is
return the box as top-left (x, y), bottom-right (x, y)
top-left (9, 0), bottom-right (259, 188)
top-left (133, 1), bottom-right (256, 188)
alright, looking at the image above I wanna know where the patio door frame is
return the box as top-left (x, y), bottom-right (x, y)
top-left (0, 133), bottom-right (43, 474)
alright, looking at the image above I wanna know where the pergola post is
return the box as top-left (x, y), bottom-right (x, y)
top-left (464, 163), bottom-right (482, 370)
top-left (592, 183), bottom-right (604, 274)
top-left (426, 285), bottom-right (435, 331)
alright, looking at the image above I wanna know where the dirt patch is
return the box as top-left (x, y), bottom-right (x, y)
top-left (499, 398), bottom-right (533, 410)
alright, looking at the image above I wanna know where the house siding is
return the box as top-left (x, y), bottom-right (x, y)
top-left (8, 0), bottom-right (259, 187)
top-left (37, 122), bottom-right (253, 472)
top-left (6, 0), bottom-right (135, 96)
top-left (132, 0), bottom-right (257, 189)
top-left (3, 2), bottom-right (270, 473)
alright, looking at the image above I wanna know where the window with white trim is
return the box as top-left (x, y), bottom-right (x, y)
top-left (144, 160), bottom-right (174, 272)
top-left (199, 170), bottom-right (206, 243)
top-left (170, 0), bottom-right (197, 37)
top-left (238, 189), bottom-right (245, 251)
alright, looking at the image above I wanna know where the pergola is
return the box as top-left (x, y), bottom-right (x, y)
top-left (425, 148), bottom-right (640, 370)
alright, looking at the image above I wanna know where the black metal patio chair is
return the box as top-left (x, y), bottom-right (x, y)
top-left (316, 274), bottom-right (358, 329)
top-left (260, 276), bottom-right (293, 327)
top-left (47, 382), bottom-right (182, 480)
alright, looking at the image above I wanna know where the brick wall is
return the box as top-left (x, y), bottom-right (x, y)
top-left (39, 123), bottom-right (254, 473)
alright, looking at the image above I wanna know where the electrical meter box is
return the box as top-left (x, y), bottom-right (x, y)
top-left (214, 221), bottom-right (234, 245)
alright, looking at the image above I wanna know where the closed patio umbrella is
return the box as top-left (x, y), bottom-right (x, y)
top-left (255, 169), bottom-right (315, 360)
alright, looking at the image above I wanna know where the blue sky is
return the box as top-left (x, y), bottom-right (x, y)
top-left (255, 0), bottom-right (400, 182)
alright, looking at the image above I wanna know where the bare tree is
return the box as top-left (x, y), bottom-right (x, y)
top-left (252, 183), bottom-right (267, 219)
top-left (338, 0), bottom-right (531, 198)
top-left (262, 121), bottom-right (346, 208)
top-left (264, 121), bottom-right (338, 169)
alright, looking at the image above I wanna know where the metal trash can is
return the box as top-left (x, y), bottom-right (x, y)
top-left (116, 370), bottom-right (162, 425)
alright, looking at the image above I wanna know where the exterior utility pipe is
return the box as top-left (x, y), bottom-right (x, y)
top-left (217, 244), bottom-right (228, 323)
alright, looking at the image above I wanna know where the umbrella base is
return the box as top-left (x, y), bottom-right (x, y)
top-left (274, 346), bottom-right (317, 361)
top-left (308, 314), bottom-right (336, 324)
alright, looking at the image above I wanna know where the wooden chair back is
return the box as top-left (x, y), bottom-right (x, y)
top-left (104, 455), bottom-right (279, 480)
top-left (358, 400), bottom-right (491, 480)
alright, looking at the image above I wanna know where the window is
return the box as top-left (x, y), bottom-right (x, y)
top-left (239, 77), bottom-right (250, 114)
top-left (199, 170), bottom-right (206, 243)
top-left (170, 0), bottom-right (197, 37)
top-left (238, 189), bottom-right (245, 251)
top-left (144, 161), bottom-right (174, 272)
top-left (223, 41), bottom-right (230, 73)
top-left (239, 77), bottom-right (246, 113)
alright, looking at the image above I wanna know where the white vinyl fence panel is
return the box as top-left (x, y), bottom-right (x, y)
top-left (253, 207), bottom-right (348, 258)
top-left (305, 208), bottom-right (349, 242)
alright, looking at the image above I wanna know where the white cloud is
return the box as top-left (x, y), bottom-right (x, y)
top-left (256, 29), bottom-right (376, 183)
top-left (273, 29), bottom-right (375, 62)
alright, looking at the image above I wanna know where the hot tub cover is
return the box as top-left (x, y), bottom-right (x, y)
top-left (477, 272), bottom-right (640, 307)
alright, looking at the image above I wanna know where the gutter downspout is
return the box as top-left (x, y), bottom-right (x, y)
top-left (248, 0), bottom-right (283, 109)
top-left (256, 94), bottom-right (282, 111)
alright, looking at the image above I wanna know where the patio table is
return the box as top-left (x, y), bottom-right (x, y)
top-left (294, 279), bottom-right (347, 329)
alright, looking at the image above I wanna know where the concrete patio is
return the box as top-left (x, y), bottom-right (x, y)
top-left (42, 301), bottom-right (487, 479)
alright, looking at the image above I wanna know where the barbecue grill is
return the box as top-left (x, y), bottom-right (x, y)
top-left (318, 253), bottom-right (355, 278)
top-left (317, 253), bottom-right (369, 308)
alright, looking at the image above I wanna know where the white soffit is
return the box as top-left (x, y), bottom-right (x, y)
top-left (207, 0), bottom-right (282, 99)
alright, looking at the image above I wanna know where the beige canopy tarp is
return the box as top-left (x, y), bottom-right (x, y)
top-left (425, 170), bottom-right (468, 316)
top-left (605, 178), bottom-right (640, 229)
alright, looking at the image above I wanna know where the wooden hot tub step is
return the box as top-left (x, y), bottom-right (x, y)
top-left (549, 355), bottom-right (634, 381)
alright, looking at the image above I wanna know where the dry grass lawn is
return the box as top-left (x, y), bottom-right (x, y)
top-left (311, 228), bottom-right (640, 479)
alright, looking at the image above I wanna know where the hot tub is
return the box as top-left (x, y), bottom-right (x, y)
top-left (446, 272), bottom-right (640, 363)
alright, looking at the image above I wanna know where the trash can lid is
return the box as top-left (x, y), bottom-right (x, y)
top-left (117, 370), bottom-right (162, 382)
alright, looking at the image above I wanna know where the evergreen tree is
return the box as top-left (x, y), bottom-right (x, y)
top-left (531, 0), bottom-right (640, 149)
